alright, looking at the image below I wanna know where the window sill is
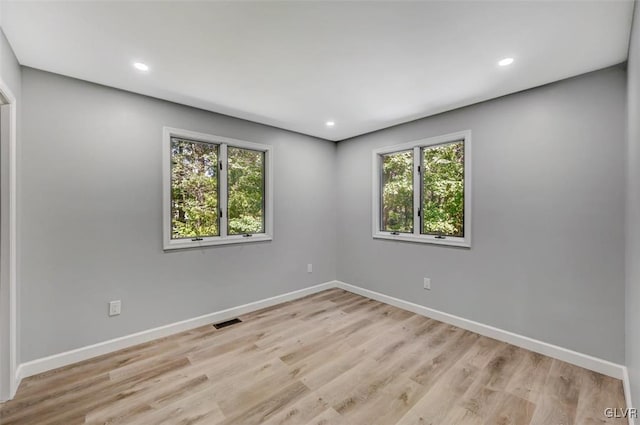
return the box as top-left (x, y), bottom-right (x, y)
top-left (373, 232), bottom-right (470, 248)
top-left (164, 234), bottom-right (273, 251)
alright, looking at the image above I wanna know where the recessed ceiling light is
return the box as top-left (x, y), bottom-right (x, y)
top-left (133, 62), bottom-right (149, 72)
top-left (498, 57), bottom-right (514, 67)
top-left (326, 121), bottom-right (335, 127)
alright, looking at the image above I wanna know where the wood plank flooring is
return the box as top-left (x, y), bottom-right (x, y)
top-left (0, 289), bottom-right (627, 425)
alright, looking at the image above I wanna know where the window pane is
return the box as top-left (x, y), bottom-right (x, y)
top-left (381, 150), bottom-right (413, 233)
top-left (170, 138), bottom-right (219, 239)
top-left (228, 147), bottom-right (265, 235)
top-left (422, 141), bottom-right (464, 237)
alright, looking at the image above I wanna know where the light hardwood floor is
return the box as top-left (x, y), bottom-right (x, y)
top-left (0, 289), bottom-right (627, 425)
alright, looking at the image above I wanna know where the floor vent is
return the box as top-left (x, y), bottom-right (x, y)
top-left (213, 318), bottom-right (242, 329)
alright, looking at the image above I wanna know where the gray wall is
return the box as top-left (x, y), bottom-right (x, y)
top-left (20, 68), bottom-right (337, 362)
top-left (0, 26), bottom-right (20, 398)
top-left (627, 0), bottom-right (640, 409)
top-left (336, 66), bottom-right (627, 363)
top-left (16, 59), bottom-right (630, 367)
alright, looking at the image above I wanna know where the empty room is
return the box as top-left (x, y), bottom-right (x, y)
top-left (0, 0), bottom-right (639, 424)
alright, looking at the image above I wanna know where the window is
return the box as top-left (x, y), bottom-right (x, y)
top-left (381, 150), bottom-right (413, 233)
top-left (372, 130), bottom-right (471, 247)
top-left (227, 147), bottom-right (265, 235)
top-left (163, 127), bottom-right (273, 250)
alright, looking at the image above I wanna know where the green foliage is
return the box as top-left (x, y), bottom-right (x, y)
top-left (381, 142), bottom-right (464, 237)
top-left (171, 137), bottom-right (462, 240)
top-left (171, 139), bottom-right (219, 239)
top-left (382, 150), bottom-right (413, 233)
top-left (227, 148), bottom-right (265, 234)
top-left (170, 140), bottom-right (265, 239)
top-left (422, 142), bottom-right (464, 237)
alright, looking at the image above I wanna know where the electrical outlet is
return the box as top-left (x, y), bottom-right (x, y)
top-left (423, 278), bottom-right (431, 290)
top-left (307, 263), bottom-right (313, 273)
top-left (109, 300), bottom-right (121, 316)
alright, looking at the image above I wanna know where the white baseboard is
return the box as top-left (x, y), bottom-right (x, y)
top-left (14, 278), bottom-right (631, 411)
top-left (335, 281), bottom-right (626, 380)
top-left (16, 281), bottom-right (337, 384)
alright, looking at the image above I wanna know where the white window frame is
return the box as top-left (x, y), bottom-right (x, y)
top-left (163, 127), bottom-right (273, 250)
top-left (372, 130), bottom-right (471, 248)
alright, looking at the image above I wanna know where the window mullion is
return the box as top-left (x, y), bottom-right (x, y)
top-left (220, 144), bottom-right (228, 238)
top-left (413, 146), bottom-right (421, 236)
top-left (378, 154), bottom-right (384, 233)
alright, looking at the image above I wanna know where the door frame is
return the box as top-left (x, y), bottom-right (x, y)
top-left (0, 76), bottom-right (17, 401)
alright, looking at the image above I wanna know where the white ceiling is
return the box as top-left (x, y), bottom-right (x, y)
top-left (0, 1), bottom-right (635, 141)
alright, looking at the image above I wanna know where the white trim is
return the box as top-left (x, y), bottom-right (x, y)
top-left (219, 143), bottom-right (228, 239)
top-left (372, 233), bottom-right (471, 247)
top-left (16, 281), bottom-right (337, 380)
top-left (372, 130), bottom-right (472, 248)
top-left (164, 234), bottom-right (273, 250)
top-left (15, 279), bottom-right (630, 396)
top-left (162, 126), bottom-right (274, 251)
top-left (335, 281), bottom-right (626, 380)
top-left (0, 76), bottom-right (17, 401)
top-left (412, 145), bottom-right (421, 237)
top-left (623, 367), bottom-right (636, 425)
